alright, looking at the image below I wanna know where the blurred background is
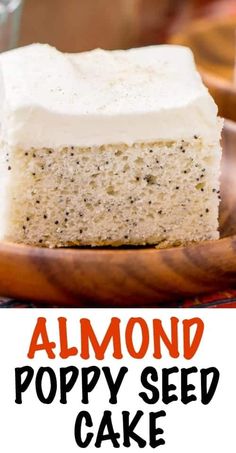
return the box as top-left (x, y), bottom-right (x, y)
top-left (1, 0), bottom-right (236, 120)
top-left (16, 0), bottom-right (236, 51)
top-left (15, 0), bottom-right (235, 51)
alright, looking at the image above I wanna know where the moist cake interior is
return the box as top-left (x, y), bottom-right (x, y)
top-left (0, 136), bottom-right (221, 247)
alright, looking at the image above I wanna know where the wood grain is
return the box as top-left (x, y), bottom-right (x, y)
top-left (0, 121), bottom-right (235, 306)
top-left (170, 16), bottom-right (236, 121)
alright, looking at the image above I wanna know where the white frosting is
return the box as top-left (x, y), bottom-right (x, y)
top-left (0, 43), bottom-right (220, 148)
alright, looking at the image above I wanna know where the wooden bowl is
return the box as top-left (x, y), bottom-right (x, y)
top-left (0, 120), bottom-right (235, 307)
top-left (170, 16), bottom-right (236, 122)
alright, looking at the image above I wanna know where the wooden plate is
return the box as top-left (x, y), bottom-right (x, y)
top-left (0, 120), bottom-right (235, 307)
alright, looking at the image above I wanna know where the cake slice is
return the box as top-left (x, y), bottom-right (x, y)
top-left (0, 44), bottom-right (222, 247)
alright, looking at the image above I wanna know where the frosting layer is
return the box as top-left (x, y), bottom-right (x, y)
top-left (0, 43), bottom-right (220, 148)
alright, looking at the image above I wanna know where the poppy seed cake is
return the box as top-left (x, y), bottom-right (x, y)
top-left (0, 44), bottom-right (222, 247)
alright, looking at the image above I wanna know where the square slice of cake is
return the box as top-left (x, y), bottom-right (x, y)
top-left (0, 44), bottom-right (222, 247)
